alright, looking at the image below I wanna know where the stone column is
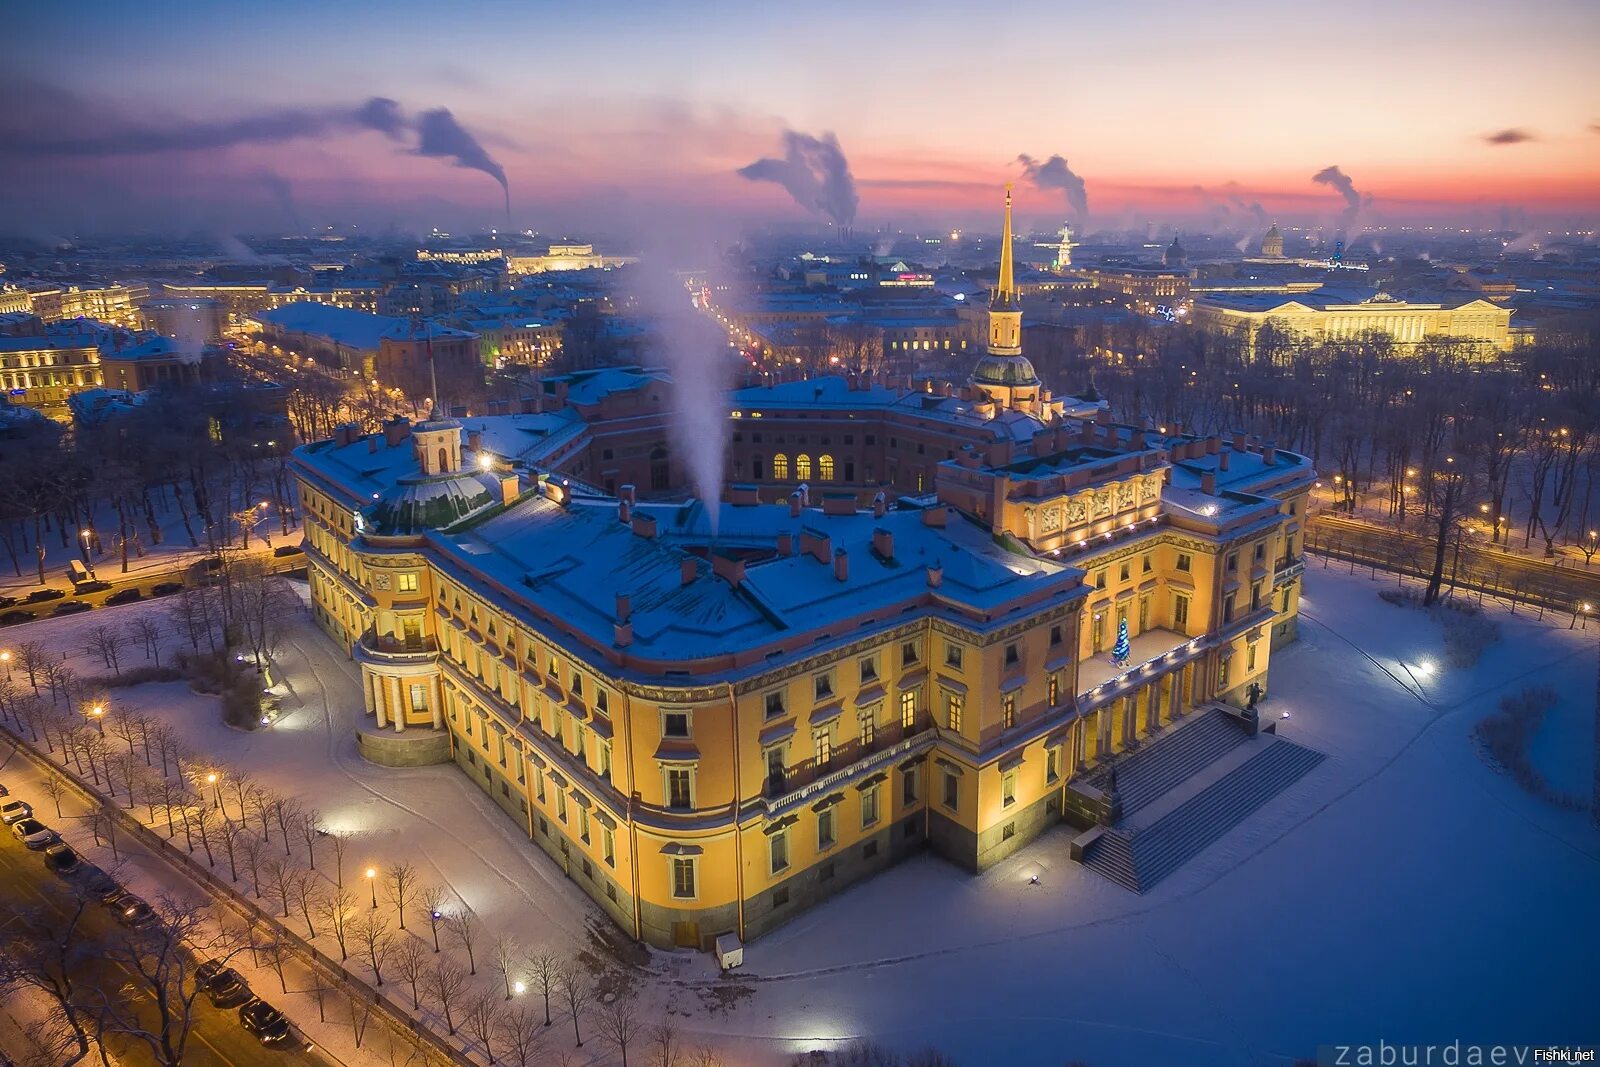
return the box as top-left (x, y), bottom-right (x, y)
top-left (1097, 703), bottom-right (1111, 757)
top-left (387, 675), bottom-right (405, 733)
top-left (371, 672), bottom-right (388, 729)
top-left (430, 676), bottom-right (444, 730)
top-left (362, 670), bottom-right (376, 716)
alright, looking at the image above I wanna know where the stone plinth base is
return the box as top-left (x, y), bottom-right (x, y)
top-left (357, 727), bottom-right (451, 767)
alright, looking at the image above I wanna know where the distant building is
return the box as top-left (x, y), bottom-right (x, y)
top-left (1190, 287), bottom-right (1513, 355)
top-left (0, 333), bottom-right (104, 408)
top-left (1077, 264), bottom-right (1191, 316)
top-left (250, 302), bottom-right (478, 399)
top-left (99, 336), bottom-right (211, 393)
top-left (140, 298), bottom-right (228, 342)
top-left (507, 244), bottom-right (637, 276)
top-left (1260, 224), bottom-right (1285, 259)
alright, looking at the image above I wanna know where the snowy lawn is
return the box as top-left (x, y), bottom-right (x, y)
top-left (1, 563), bottom-right (1595, 1066)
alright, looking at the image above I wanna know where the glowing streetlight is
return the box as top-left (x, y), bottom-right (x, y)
top-left (0, 650), bottom-right (10, 680)
top-left (477, 452), bottom-right (495, 472)
top-left (89, 703), bottom-right (106, 734)
top-left (513, 980), bottom-right (526, 995)
top-left (206, 771), bottom-right (223, 808)
top-left (366, 866), bottom-right (379, 908)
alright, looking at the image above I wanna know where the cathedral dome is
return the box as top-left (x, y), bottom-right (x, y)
top-left (367, 470), bottom-right (502, 536)
top-left (970, 354), bottom-right (1040, 387)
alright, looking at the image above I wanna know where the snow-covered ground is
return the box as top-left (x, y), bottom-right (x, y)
top-left (2, 562), bottom-right (1595, 1066)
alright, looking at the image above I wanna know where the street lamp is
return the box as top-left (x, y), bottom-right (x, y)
top-left (206, 771), bottom-right (223, 808)
top-left (366, 867), bottom-right (378, 908)
top-left (89, 703), bottom-right (105, 734)
top-left (0, 650), bottom-right (10, 679)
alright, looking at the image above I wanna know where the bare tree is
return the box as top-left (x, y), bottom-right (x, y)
top-left (314, 888), bottom-right (356, 962)
top-left (247, 785), bottom-right (276, 844)
top-left (350, 911), bottom-right (394, 987)
top-left (497, 1002), bottom-right (548, 1067)
top-left (272, 796), bottom-right (301, 858)
top-left (595, 992), bottom-right (641, 1067)
top-left (215, 817), bottom-right (244, 881)
top-left (149, 723), bottom-right (182, 778)
top-left (16, 640), bottom-right (50, 694)
top-left (417, 882), bottom-right (448, 951)
top-left (527, 949), bottom-right (558, 1026)
top-left (391, 936), bottom-right (429, 1010)
top-left (295, 805), bottom-right (324, 869)
top-left (225, 768), bottom-right (254, 824)
top-left (463, 988), bottom-right (506, 1065)
top-left (491, 933), bottom-right (521, 999)
top-left (0, 899), bottom-right (99, 1065)
top-left (421, 958), bottom-right (469, 1034)
top-left (107, 705), bottom-right (139, 755)
top-left (652, 1016), bottom-right (682, 1067)
top-left (97, 896), bottom-right (243, 1067)
top-left (39, 774), bottom-right (69, 819)
top-left (384, 860), bottom-right (417, 930)
top-left (129, 615), bottom-right (163, 664)
top-left (239, 834), bottom-right (266, 898)
top-left (261, 857), bottom-right (296, 919)
top-left (557, 959), bottom-right (591, 1047)
top-left (328, 831), bottom-right (351, 890)
top-left (288, 868), bottom-right (321, 939)
top-left (86, 624), bottom-right (126, 676)
top-left (446, 910), bottom-right (479, 974)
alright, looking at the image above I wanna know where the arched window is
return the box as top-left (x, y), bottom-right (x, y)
top-left (795, 454), bottom-right (813, 481)
top-left (772, 454), bottom-right (790, 480)
top-left (818, 454), bottom-right (835, 481)
top-left (437, 447), bottom-right (448, 473)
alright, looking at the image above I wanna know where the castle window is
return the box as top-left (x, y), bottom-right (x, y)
top-left (795, 454), bottom-right (813, 481)
top-left (772, 453), bottom-right (789, 480)
top-left (818, 455), bottom-right (835, 480)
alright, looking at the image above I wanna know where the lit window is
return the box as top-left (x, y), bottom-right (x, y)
top-left (397, 573), bottom-right (419, 593)
top-left (1002, 692), bottom-right (1016, 728)
top-left (773, 453), bottom-right (789, 479)
top-left (945, 692), bottom-right (963, 732)
top-left (796, 454), bottom-right (813, 481)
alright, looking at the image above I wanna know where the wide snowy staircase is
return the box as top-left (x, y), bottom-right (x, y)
top-left (1082, 707), bottom-right (1249, 818)
top-left (1073, 708), bottom-right (1325, 893)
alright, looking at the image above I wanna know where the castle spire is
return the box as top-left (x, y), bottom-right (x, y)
top-left (994, 183), bottom-right (1016, 309)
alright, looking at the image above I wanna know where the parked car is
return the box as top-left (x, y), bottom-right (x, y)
top-left (109, 894), bottom-right (156, 928)
top-left (0, 610), bottom-right (37, 626)
top-left (196, 961), bottom-right (253, 1008)
top-left (1, 799), bottom-right (32, 824)
top-left (23, 588), bottom-right (65, 603)
top-left (238, 999), bottom-right (294, 1047)
top-left (53, 601), bottom-right (92, 616)
top-left (0, 595), bottom-right (16, 608)
top-left (76, 864), bottom-right (123, 902)
top-left (104, 588), bottom-right (142, 605)
top-left (43, 842), bottom-right (81, 875)
top-left (192, 556), bottom-right (224, 573)
top-left (73, 579), bottom-right (112, 595)
top-left (272, 543), bottom-right (305, 557)
top-left (12, 818), bottom-right (59, 849)
top-left (150, 582), bottom-right (184, 597)
top-left (0, 781), bottom-right (9, 797)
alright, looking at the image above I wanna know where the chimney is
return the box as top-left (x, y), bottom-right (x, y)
top-left (1232, 430), bottom-right (1246, 452)
top-left (1263, 440), bottom-right (1277, 466)
top-left (1095, 407), bottom-right (1111, 425)
top-left (776, 531), bottom-right (793, 556)
top-left (618, 498), bottom-right (632, 524)
top-left (872, 527), bottom-right (894, 560)
top-left (833, 548), bottom-right (849, 582)
top-left (613, 622), bottom-right (633, 647)
top-left (384, 415), bottom-right (410, 448)
top-left (921, 505), bottom-right (948, 528)
top-left (926, 562), bottom-right (944, 588)
top-left (615, 593), bottom-right (632, 624)
top-left (1171, 419), bottom-right (1184, 437)
top-left (730, 484), bottom-right (760, 507)
top-left (789, 491), bottom-right (803, 518)
top-left (1130, 429), bottom-right (1146, 451)
top-left (620, 484), bottom-right (637, 505)
top-left (631, 513), bottom-right (657, 539)
top-left (1201, 471), bottom-right (1217, 495)
top-left (466, 429), bottom-right (482, 452)
top-left (800, 526), bottom-right (832, 564)
top-left (367, 434), bottom-right (379, 454)
top-left (680, 557), bottom-right (697, 586)
top-left (872, 491), bottom-right (887, 518)
top-left (1207, 435), bottom-right (1221, 455)
top-left (1219, 450), bottom-right (1231, 472)
top-left (712, 551), bottom-right (746, 587)
top-left (499, 473), bottom-right (519, 506)
top-left (822, 493), bottom-right (855, 517)
top-left (543, 480), bottom-right (568, 506)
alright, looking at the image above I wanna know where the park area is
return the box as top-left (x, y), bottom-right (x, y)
top-left (0, 560), bottom-right (1595, 1066)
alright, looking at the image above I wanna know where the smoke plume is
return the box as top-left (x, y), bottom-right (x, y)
top-left (1482, 128), bottom-right (1536, 146)
top-left (1015, 154), bottom-right (1088, 221)
top-left (1311, 165), bottom-right (1371, 231)
top-left (414, 108), bottom-right (509, 215)
top-left (738, 130), bottom-right (858, 228)
top-left (0, 85), bottom-right (510, 212)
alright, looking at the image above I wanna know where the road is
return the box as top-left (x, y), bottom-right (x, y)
top-left (1306, 512), bottom-right (1600, 615)
top-left (0, 553), bottom-right (307, 627)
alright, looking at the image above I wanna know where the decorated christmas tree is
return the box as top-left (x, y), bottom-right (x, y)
top-left (1111, 618), bottom-right (1131, 666)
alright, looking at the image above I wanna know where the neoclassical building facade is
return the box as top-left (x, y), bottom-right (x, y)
top-left (290, 193), bottom-right (1315, 951)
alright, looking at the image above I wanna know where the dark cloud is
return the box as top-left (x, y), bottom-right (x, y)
top-left (1483, 128), bottom-right (1537, 146)
top-left (738, 130), bottom-right (858, 228)
top-left (1015, 154), bottom-right (1088, 220)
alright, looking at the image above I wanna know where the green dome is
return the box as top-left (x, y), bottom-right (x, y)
top-left (367, 471), bottom-right (501, 535)
top-left (971, 354), bottom-right (1040, 387)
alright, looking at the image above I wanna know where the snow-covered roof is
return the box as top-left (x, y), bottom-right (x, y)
top-left (254, 302), bottom-right (475, 350)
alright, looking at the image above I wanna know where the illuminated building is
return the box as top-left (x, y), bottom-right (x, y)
top-left (1190, 287), bottom-right (1514, 355)
top-left (1077, 264), bottom-right (1191, 316)
top-left (1260, 224), bottom-right (1285, 259)
top-left (0, 334), bottom-right (103, 408)
top-left (290, 188), bottom-right (1313, 951)
top-left (506, 244), bottom-right (638, 276)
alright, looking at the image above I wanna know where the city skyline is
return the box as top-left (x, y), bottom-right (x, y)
top-left (2, 0), bottom-right (1598, 236)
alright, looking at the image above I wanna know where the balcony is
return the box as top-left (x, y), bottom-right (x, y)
top-left (354, 629), bottom-right (439, 664)
top-left (762, 713), bottom-right (935, 815)
top-left (1273, 556), bottom-right (1305, 587)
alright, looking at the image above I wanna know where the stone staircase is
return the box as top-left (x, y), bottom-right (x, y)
top-left (1078, 737), bottom-right (1325, 893)
top-left (1083, 707), bottom-right (1252, 818)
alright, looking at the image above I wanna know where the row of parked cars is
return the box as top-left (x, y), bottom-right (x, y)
top-left (0, 581), bottom-right (186, 625)
top-left (0, 782), bottom-right (302, 1050)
